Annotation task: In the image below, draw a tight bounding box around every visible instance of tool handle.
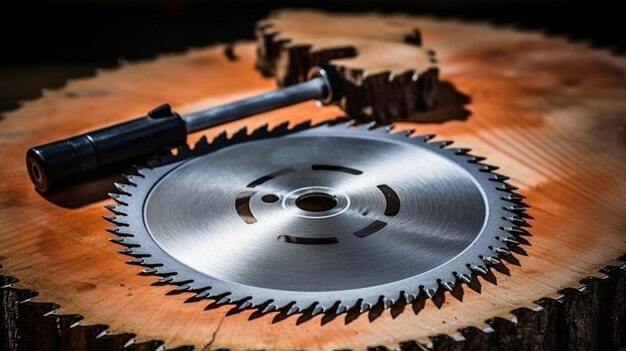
[26,104,187,192]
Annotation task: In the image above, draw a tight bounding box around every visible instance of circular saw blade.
[108,122,521,315]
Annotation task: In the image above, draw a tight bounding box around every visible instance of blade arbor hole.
[295,192,338,212]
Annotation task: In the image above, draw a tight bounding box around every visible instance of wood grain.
[1,12,626,351]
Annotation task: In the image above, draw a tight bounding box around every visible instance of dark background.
[1,0,624,113]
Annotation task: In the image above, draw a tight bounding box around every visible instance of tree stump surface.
[1,10,626,351]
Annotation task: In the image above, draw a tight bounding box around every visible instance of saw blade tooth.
[493,247,512,256]
[503,193,525,202]
[127,258,144,265]
[424,287,436,299]
[489,174,510,182]
[102,215,127,226]
[441,281,455,292]
[215,296,231,305]
[108,193,131,205]
[366,121,378,130]
[123,174,141,185]
[454,148,471,155]
[468,156,487,163]
[504,205,526,213]
[414,133,435,142]
[381,297,393,308]
[432,140,454,148]
[497,183,519,191]
[311,305,324,316]
[500,236,520,245]
[504,215,526,226]
[471,265,489,275]
[159,277,174,284]
[104,204,126,215]
[239,301,253,309]
[404,293,416,303]
[482,256,501,265]
[336,304,349,314]
[261,303,276,314]
[286,305,300,316]
[359,302,371,313]
[175,284,191,292]
[113,182,134,194]
[479,164,499,172]
[141,268,157,274]
[456,273,472,284]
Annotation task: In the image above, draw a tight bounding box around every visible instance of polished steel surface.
[111,123,513,314]
[183,78,328,133]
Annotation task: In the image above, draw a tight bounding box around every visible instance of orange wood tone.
[1,13,626,350]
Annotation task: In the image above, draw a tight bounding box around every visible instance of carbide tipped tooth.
[434,140,454,148]
[504,216,526,226]
[176,284,191,292]
[472,265,489,274]
[454,148,471,155]
[498,183,518,191]
[480,165,499,172]
[503,194,524,202]
[424,288,436,299]
[105,227,120,234]
[503,226,526,235]
[359,303,371,313]
[261,304,276,314]
[286,306,300,316]
[442,281,455,292]
[382,297,393,308]
[104,204,124,215]
[127,258,144,265]
[216,296,231,305]
[494,247,511,255]
[468,156,487,163]
[194,290,210,299]
[311,306,324,316]
[124,174,140,185]
[483,256,501,265]
[404,294,416,303]
[505,205,526,213]
[110,237,125,244]
[240,301,253,309]
[501,237,520,245]
[490,174,510,182]
[114,182,133,194]
[142,268,157,274]
[416,133,435,141]
[102,215,125,226]
[337,304,348,314]
[457,273,472,283]
[108,193,130,205]
[159,277,174,284]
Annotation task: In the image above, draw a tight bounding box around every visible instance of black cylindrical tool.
[26,66,343,192]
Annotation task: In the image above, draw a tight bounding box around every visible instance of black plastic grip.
[26,104,187,192]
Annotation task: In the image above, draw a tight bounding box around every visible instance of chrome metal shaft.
[183,78,328,133]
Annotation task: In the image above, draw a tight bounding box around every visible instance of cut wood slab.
[256,10,439,122]
[1,10,626,351]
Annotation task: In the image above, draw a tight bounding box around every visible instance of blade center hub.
[282,186,350,218]
[295,192,337,212]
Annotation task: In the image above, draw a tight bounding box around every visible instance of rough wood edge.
[2,256,625,351]
[254,15,439,123]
